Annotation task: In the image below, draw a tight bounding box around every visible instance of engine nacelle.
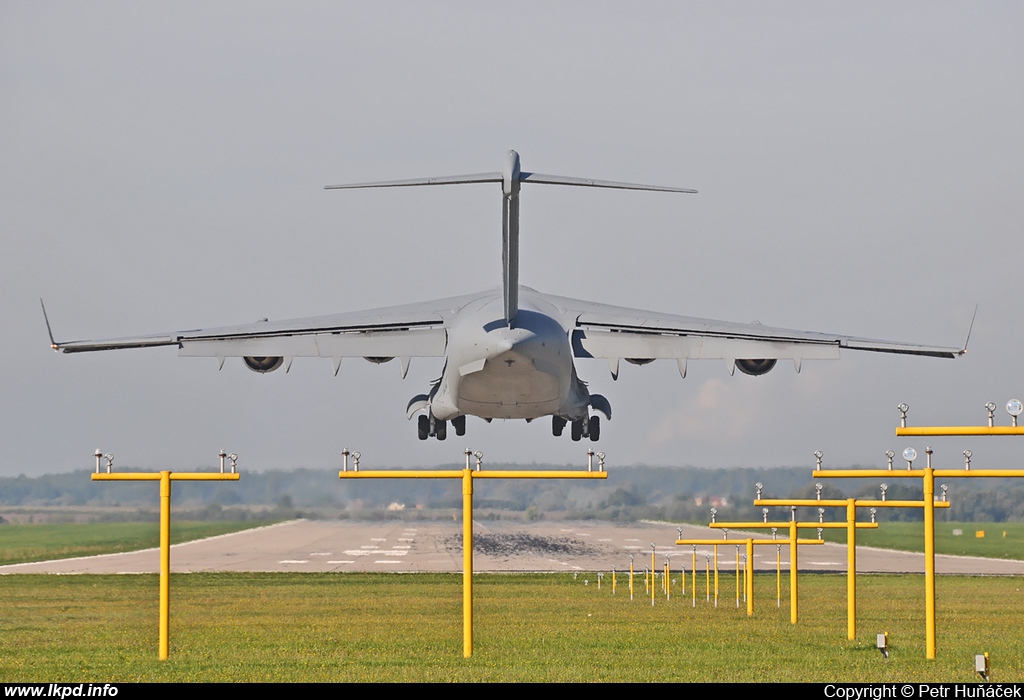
[243,356,284,373]
[734,358,777,376]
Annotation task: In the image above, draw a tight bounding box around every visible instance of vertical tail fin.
[502,150,521,326]
[325,150,695,329]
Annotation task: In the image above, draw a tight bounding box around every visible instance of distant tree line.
[2,466,1023,523]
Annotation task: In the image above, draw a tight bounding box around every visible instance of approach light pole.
[90,450,240,660]
[338,449,607,658]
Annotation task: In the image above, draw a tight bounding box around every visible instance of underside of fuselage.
[410,290,605,441]
[436,293,589,421]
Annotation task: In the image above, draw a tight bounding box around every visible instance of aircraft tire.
[552,416,565,437]
[417,415,429,440]
[588,415,600,441]
[453,415,466,436]
[436,419,447,441]
[571,420,583,441]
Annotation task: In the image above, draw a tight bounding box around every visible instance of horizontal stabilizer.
[325,173,501,190]
[521,172,696,194]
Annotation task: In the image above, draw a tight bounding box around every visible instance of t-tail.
[325,150,696,326]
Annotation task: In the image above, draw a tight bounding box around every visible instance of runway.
[3,520,1024,575]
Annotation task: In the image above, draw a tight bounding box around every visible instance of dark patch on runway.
[445,532,601,558]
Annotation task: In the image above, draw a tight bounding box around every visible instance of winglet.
[40,299,59,351]
[961,303,979,355]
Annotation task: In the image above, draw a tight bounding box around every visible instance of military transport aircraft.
[44,150,964,442]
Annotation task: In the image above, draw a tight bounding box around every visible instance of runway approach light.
[93,449,113,474]
[877,632,889,659]
[340,448,361,472]
[218,450,237,474]
[903,447,917,470]
[976,652,990,681]
[986,402,998,427]
[1007,399,1023,427]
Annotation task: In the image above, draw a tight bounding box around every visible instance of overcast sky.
[2,2,1022,477]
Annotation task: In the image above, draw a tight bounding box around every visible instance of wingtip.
[961,303,979,356]
[40,298,59,351]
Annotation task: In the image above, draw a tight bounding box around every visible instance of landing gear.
[552,416,566,437]
[452,415,466,437]
[560,414,600,442]
[417,414,449,441]
[571,419,583,441]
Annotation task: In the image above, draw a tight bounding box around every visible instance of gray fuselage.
[428,288,590,422]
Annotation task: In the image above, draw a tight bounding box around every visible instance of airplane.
[44,150,964,442]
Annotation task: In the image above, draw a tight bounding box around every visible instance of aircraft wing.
[546,294,963,377]
[45,293,483,373]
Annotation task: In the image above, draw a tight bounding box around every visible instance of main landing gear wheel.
[552,416,566,437]
[588,415,600,442]
[571,419,583,441]
[417,415,448,440]
[452,415,466,437]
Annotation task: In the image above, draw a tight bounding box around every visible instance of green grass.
[2,572,1023,682]
[817,521,1024,560]
[0,522,272,566]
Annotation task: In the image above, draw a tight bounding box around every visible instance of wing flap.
[49,293,477,357]
[555,293,963,361]
[573,329,841,361]
[177,328,447,359]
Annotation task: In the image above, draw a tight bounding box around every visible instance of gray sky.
[3,2,1022,477]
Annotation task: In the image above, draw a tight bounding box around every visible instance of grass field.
[1,572,1023,682]
[0,522,270,566]
[816,521,1024,560]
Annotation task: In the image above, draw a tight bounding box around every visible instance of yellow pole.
[790,519,798,625]
[651,547,656,607]
[847,498,857,641]
[93,468,238,660]
[612,568,616,595]
[705,556,710,602]
[745,539,754,616]
[691,548,696,607]
[776,545,781,608]
[924,464,936,660]
[462,468,473,658]
[713,544,719,607]
[629,558,634,601]
[735,546,740,608]
[158,471,171,661]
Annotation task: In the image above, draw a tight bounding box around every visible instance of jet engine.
[243,356,284,373]
[734,358,777,376]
